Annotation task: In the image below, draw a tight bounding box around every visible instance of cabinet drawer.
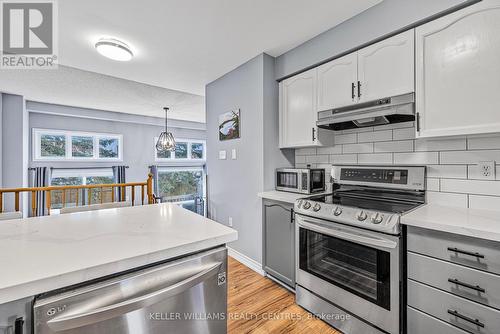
[408,280,500,334]
[407,226,500,275]
[408,252,500,310]
[408,306,469,334]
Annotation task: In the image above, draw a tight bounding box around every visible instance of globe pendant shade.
[156,131,176,152]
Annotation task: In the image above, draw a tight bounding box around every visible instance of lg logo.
[2,1,53,54]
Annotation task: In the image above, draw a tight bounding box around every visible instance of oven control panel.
[295,200,400,234]
[341,168,408,185]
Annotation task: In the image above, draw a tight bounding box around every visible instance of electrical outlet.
[228,217,233,227]
[478,161,496,180]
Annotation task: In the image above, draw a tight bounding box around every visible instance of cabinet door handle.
[357,81,362,98]
[448,278,486,293]
[290,208,294,224]
[447,247,485,259]
[312,128,316,142]
[15,317,24,334]
[447,309,485,328]
[351,82,355,100]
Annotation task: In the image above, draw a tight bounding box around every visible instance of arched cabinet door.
[358,30,414,103]
[416,0,500,138]
[316,53,358,112]
[279,69,318,148]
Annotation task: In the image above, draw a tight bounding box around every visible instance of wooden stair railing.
[0,173,154,217]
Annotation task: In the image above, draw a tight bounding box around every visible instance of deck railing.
[0,174,154,216]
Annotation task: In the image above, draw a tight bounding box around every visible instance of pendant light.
[156,107,176,152]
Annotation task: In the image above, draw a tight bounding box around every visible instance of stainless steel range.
[294,165,426,334]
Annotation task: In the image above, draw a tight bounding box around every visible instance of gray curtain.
[149,165,160,202]
[112,166,127,201]
[30,167,51,217]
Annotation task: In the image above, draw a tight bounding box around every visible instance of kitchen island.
[0,203,237,333]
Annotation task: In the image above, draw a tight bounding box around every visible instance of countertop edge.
[0,231,237,305]
[402,204,500,243]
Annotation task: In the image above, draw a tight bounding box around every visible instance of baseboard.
[227,247,266,276]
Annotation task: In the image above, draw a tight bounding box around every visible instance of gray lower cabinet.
[263,200,295,287]
[407,226,500,334]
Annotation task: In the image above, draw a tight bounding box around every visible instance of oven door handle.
[298,220,398,249]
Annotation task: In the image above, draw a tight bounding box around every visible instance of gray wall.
[1,94,29,212]
[275,0,478,79]
[206,53,293,264]
[28,103,206,184]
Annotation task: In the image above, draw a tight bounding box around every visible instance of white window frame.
[154,138,206,164]
[50,168,115,185]
[33,128,123,162]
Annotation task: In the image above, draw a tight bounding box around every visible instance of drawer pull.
[448,278,486,293]
[447,247,485,259]
[447,309,485,328]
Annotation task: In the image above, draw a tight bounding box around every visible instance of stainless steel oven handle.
[47,261,222,332]
[298,220,397,249]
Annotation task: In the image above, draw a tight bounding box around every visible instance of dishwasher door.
[34,247,227,334]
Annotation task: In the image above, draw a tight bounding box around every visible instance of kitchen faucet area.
[1,0,500,333]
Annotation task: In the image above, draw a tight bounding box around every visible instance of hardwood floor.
[227,257,340,334]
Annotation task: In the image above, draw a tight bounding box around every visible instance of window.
[157,167,205,215]
[50,168,115,211]
[33,129,123,161]
[155,138,206,162]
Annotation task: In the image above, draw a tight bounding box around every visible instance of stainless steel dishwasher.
[34,247,228,334]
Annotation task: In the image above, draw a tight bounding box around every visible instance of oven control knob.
[371,213,384,224]
[333,207,342,216]
[313,203,321,212]
[303,201,311,210]
[357,210,368,221]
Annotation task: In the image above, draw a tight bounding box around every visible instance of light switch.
[219,150,227,160]
[231,148,237,160]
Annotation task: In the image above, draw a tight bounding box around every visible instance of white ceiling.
[58,0,381,96]
[2,0,382,123]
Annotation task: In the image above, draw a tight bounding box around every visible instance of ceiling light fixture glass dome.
[156,107,176,152]
[95,38,133,61]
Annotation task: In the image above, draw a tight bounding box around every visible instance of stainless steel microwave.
[276,168,325,194]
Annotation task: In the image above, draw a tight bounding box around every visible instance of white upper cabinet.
[317,53,358,111]
[358,30,414,102]
[279,69,318,148]
[416,0,500,138]
[279,69,333,148]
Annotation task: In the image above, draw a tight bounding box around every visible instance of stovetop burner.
[307,191,422,214]
[294,165,426,235]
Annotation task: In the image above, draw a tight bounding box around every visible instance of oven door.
[295,214,400,334]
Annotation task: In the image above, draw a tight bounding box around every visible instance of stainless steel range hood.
[317,93,415,131]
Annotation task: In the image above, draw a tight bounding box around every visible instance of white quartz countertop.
[0,203,237,304]
[258,190,325,204]
[402,204,500,242]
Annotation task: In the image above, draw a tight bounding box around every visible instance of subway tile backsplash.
[295,122,500,210]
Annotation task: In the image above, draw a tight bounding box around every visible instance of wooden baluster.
[131,186,135,206]
[141,185,145,205]
[100,187,104,204]
[88,188,92,205]
[0,192,3,213]
[46,190,51,215]
[76,189,79,207]
[62,190,66,208]
[111,186,115,202]
[31,191,36,217]
[14,192,20,212]
[147,173,153,204]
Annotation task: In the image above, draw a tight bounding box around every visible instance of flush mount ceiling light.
[156,107,176,152]
[95,38,133,61]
